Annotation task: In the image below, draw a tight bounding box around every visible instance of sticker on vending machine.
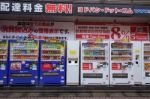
[11,62,21,70]
[144,63,150,71]
[112,63,121,70]
[42,63,53,71]
[82,63,93,70]
[0,64,5,70]
[69,50,77,56]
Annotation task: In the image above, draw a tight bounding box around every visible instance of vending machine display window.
[80,41,109,85]
[142,42,150,85]
[0,40,8,85]
[39,40,66,85]
[110,42,142,85]
[9,40,39,85]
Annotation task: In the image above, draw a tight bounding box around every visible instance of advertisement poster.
[0,21,75,40]
[76,23,149,41]
[130,25,149,41]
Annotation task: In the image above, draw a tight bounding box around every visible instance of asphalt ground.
[0,86,150,99]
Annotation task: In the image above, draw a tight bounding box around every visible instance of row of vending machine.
[0,40,150,86]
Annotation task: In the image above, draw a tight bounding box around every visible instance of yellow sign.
[69,50,76,56]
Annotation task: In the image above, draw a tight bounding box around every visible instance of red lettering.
[45,3,57,13]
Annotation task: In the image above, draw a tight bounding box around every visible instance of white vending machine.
[110,41,142,85]
[80,41,109,85]
[67,40,80,85]
[142,42,150,85]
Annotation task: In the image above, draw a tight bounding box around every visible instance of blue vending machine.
[8,40,39,85]
[0,40,8,85]
[39,40,66,85]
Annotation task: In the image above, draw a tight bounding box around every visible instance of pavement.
[0,86,150,99]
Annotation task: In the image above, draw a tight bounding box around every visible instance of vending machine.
[39,40,66,85]
[0,40,8,85]
[67,40,80,85]
[110,41,142,85]
[80,41,110,85]
[9,40,39,85]
[142,42,150,85]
